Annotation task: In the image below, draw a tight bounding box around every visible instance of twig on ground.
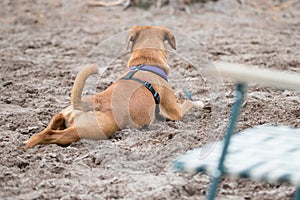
[270,0,295,11]
[87,0,128,7]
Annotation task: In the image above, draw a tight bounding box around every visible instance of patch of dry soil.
[1,0,300,199]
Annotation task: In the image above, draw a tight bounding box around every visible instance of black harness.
[121,65,167,121]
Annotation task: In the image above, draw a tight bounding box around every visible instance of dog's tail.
[71,64,99,111]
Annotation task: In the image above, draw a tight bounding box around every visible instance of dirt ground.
[1,0,300,199]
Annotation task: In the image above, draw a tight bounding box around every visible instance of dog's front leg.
[161,88,204,121]
[179,99,204,116]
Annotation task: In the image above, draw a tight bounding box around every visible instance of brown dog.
[24,26,204,149]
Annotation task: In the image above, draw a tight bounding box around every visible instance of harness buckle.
[144,81,152,89]
[153,92,160,104]
[144,81,160,104]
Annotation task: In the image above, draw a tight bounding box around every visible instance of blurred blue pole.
[207,83,246,200]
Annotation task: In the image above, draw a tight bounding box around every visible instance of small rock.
[3,81,13,87]
[17,156,29,169]
[19,128,29,134]
[28,126,39,132]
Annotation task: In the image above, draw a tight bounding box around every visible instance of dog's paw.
[193,100,205,108]
[192,100,214,110]
[16,142,27,151]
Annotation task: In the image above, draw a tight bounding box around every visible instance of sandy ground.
[1,0,300,199]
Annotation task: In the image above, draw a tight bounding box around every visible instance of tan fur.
[24,26,203,149]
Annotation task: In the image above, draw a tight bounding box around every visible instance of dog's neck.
[127,49,170,75]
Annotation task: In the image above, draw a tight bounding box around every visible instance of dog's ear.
[164,29,176,50]
[125,29,140,51]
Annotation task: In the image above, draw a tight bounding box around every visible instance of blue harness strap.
[121,65,166,121]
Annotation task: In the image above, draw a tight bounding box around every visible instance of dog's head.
[126,26,176,51]
[126,26,176,74]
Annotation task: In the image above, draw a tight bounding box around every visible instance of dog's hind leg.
[24,127,80,149]
[48,113,66,130]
